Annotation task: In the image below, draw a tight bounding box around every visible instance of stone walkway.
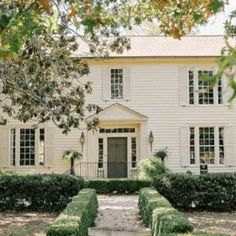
[89,194,151,236]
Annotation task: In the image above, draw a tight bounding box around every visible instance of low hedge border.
[85,179,151,193]
[139,187,193,235]
[0,173,84,211]
[47,188,97,236]
[154,173,236,211]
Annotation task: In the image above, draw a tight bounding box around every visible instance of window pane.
[198,70,214,105]
[111,69,123,99]
[219,127,224,164]
[20,129,35,166]
[189,127,195,164]
[199,127,215,164]
[98,138,103,168]
[188,70,194,104]
[218,79,223,104]
[10,129,16,166]
[39,129,45,166]
[131,138,137,168]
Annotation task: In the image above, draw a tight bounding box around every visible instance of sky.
[197,0,236,35]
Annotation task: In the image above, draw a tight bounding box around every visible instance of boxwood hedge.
[0,173,84,211]
[47,188,97,236]
[154,173,236,211]
[139,188,193,235]
[85,179,151,193]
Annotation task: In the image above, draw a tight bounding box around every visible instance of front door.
[107,137,127,178]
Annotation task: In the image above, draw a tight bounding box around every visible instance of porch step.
[88,227,151,236]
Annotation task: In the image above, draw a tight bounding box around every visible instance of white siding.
[1,57,236,174]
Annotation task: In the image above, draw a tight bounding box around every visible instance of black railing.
[73,161,138,179]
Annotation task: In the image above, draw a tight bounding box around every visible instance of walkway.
[89,195,151,236]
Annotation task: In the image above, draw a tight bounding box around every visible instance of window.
[99,128,135,133]
[9,128,45,166]
[39,129,45,166]
[131,138,137,168]
[111,69,123,99]
[199,127,215,164]
[20,129,35,166]
[189,127,195,164]
[98,138,104,168]
[219,127,224,164]
[10,129,16,166]
[188,69,223,105]
[189,127,224,165]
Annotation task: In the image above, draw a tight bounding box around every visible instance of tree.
[0,0,230,133]
[62,150,82,175]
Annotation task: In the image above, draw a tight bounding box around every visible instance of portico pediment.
[88,103,147,123]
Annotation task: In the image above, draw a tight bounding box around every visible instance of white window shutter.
[179,67,188,106]
[123,67,131,101]
[180,127,189,166]
[224,126,235,166]
[102,66,110,101]
[0,127,9,167]
[45,127,54,168]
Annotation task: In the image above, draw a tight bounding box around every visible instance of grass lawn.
[183,211,236,236]
[0,212,57,236]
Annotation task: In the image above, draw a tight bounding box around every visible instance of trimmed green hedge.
[0,173,84,211]
[139,188,193,235]
[47,188,97,236]
[154,173,236,211]
[85,179,151,193]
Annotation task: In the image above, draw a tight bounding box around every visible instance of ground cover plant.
[0,173,84,211]
[47,188,97,236]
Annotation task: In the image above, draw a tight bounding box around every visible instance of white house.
[1,36,235,178]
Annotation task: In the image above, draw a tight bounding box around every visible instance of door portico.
[86,103,148,178]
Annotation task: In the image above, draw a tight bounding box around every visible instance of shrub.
[47,188,97,236]
[139,188,193,235]
[85,179,151,193]
[154,173,236,211]
[137,158,168,181]
[0,173,84,211]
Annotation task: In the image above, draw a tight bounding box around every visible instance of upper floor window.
[188,69,223,105]
[102,66,130,101]
[110,69,123,99]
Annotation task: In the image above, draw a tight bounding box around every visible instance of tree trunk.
[70,158,75,175]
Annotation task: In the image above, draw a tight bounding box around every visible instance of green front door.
[107,137,127,178]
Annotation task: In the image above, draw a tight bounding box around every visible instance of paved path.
[89,194,151,236]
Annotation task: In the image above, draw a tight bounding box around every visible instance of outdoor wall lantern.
[80,132,85,152]
[149,131,154,152]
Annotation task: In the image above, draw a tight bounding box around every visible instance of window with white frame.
[189,127,225,165]
[110,69,123,99]
[10,128,45,166]
[188,69,223,105]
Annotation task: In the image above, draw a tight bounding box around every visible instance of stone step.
[88,227,151,236]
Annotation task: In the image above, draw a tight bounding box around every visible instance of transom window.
[99,128,135,134]
[189,127,224,165]
[10,128,45,166]
[188,69,223,105]
[111,69,123,99]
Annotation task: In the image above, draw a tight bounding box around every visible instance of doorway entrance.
[107,137,127,178]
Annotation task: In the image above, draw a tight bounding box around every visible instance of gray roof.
[75,36,225,58]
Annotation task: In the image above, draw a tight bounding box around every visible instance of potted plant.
[154,148,168,162]
[62,150,82,175]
